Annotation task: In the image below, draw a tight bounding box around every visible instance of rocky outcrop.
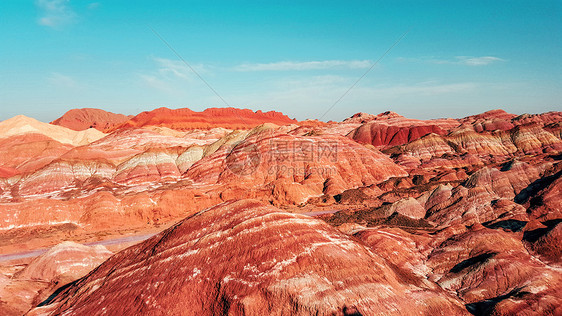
[17,242,112,285]
[16,160,116,197]
[0,134,73,177]
[50,108,131,132]
[1,127,228,198]
[387,124,560,176]
[111,107,298,131]
[0,115,105,147]
[112,149,182,185]
[422,160,551,227]
[186,129,408,204]
[427,226,562,315]
[526,172,562,221]
[32,200,467,315]
[0,242,112,316]
[348,122,446,148]
[343,111,459,130]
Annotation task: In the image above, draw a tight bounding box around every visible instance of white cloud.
[430,56,505,66]
[368,81,478,96]
[137,57,210,95]
[456,56,505,66]
[36,0,75,28]
[233,60,372,71]
[154,58,191,79]
[47,72,78,88]
[269,77,476,99]
[152,57,207,80]
[399,56,505,66]
[139,74,176,93]
[88,2,100,9]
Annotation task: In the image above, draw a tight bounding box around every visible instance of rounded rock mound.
[51,108,131,132]
[32,200,467,315]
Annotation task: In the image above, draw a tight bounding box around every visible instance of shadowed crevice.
[483,219,527,232]
[450,252,496,274]
[514,170,561,204]
[522,219,562,243]
[465,287,527,316]
[38,279,80,307]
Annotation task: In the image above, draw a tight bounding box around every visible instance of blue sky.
[0,0,560,122]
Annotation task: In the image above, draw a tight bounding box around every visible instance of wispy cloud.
[139,74,176,94]
[138,57,209,95]
[47,72,78,88]
[233,60,372,72]
[153,57,207,80]
[154,58,191,79]
[367,81,478,96]
[455,56,505,66]
[36,0,76,28]
[88,2,100,9]
[398,56,506,66]
[275,78,477,98]
[431,56,506,66]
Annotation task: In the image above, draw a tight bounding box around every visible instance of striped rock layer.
[31,200,468,316]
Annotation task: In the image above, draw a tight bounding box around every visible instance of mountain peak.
[51,108,131,132]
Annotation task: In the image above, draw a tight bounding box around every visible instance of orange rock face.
[0,133,73,176]
[111,107,298,131]
[50,108,131,132]
[0,115,106,146]
[348,122,447,148]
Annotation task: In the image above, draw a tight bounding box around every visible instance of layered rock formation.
[111,107,298,131]
[0,115,109,179]
[186,128,408,205]
[349,122,446,148]
[0,242,112,315]
[0,108,560,315]
[0,134,73,177]
[0,115,105,146]
[427,226,562,315]
[30,200,468,316]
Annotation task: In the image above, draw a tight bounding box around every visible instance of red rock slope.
[348,122,447,148]
[111,107,298,131]
[0,115,105,146]
[50,108,131,132]
[31,199,467,316]
[0,115,106,177]
[0,242,112,316]
[185,125,408,204]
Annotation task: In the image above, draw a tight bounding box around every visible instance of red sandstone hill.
[348,122,447,148]
[346,109,562,150]
[0,242,112,315]
[31,200,468,315]
[0,115,106,146]
[342,110,460,129]
[50,108,131,132]
[109,107,298,131]
[462,109,517,121]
